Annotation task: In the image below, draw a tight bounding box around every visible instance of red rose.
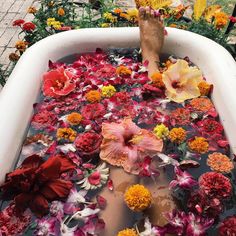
[22,22,36,31]
[1,154,76,217]
[81,103,106,120]
[12,19,25,26]
[218,216,236,236]
[199,172,232,200]
[43,67,76,98]
[31,110,57,129]
[74,132,102,158]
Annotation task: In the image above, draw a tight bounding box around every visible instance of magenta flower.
[169,166,198,189]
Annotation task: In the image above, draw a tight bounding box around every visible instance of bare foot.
[139,7,165,76]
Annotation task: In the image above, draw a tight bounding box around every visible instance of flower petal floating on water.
[162,59,203,103]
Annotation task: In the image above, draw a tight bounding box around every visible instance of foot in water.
[139,7,165,76]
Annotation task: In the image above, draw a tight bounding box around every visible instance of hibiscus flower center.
[124,134,134,146]
[172,80,182,89]
[55,80,65,89]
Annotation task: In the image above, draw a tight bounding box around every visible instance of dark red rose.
[12,19,25,26]
[218,216,236,236]
[74,132,102,158]
[22,22,36,31]
[1,154,76,217]
[43,67,76,98]
[199,172,232,199]
[31,110,57,129]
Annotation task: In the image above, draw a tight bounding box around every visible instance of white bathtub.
[0,27,236,184]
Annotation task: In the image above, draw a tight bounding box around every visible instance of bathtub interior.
[0,27,236,184]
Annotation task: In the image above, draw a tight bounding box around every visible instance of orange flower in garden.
[124,184,152,212]
[151,72,165,89]
[116,65,132,77]
[188,137,209,154]
[27,6,37,14]
[56,127,77,142]
[85,90,102,103]
[67,112,82,125]
[198,80,212,96]
[214,12,228,29]
[117,228,138,236]
[169,127,187,144]
[207,152,234,173]
[58,7,65,16]
[114,8,122,14]
[189,97,214,112]
[15,40,27,52]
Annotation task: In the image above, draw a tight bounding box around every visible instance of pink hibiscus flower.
[43,67,76,98]
[100,118,163,174]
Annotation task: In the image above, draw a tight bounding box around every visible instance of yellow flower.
[126,9,139,22]
[117,228,138,236]
[162,59,203,103]
[85,90,101,103]
[116,65,132,76]
[135,0,172,9]
[103,12,117,23]
[67,112,82,125]
[15,40,27,52]
[124,184,152,212]
[27,6,37,14]
[47,18,56,26]
[100,23,110,28]
[198,80,212,96]
[58,7,65,16]
[101,85,116,98]
[153,124,169,139]
[151,72,165,88]
[188,137,209,154]
[207,152,234,173]
[214,12,228,29]
[169,127,186,144]
[56,128,77,142]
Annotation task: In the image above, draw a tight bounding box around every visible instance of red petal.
[14,193,32,212]
[29,194,49,218]
[96,195,107,209]
[107,179,113,191]
[54,154,76,173]
[21,155,44,169]
[40,179,73,200]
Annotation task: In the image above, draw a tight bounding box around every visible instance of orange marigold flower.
[169,127,186,144]
[124,184,152,212]
[117,228,138,236]
[15,40,27,52]
[189,97,214,112]
[27,6,37,14]
[198,81,212,96]
[114,8,122,14]
[56,127,77,142]
[58,7,65,16]
[214,12,228,29]
[85,90,101,103]
[116,65,132,77]
[151,72,165,89]
[207,152,234,173]
[67,112,82,125]
[188,137,209,154]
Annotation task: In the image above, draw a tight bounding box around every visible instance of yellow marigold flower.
[126,9,139,22]
[100,23,110,28]
[58,7,65,16]
[27,6,37,14]
[116,65,132,76]
[101,85,116,98]
[67,112,82,125]
[188,137,209,154]
[124,184,152,212]
[169,127,186,144]
[214,12,228,29]
[189,97,214,112]
[117,228,138,236]
[47,18,56,26]
[57,127,77,142]
[103,12,117,23]
[207,152,234,173]
[151,72,165,89]
[198,81,212,96]
[135,0,149,8]
[169,23,178,28]
[85,90,101,103]
[114,8,122,14]
[153,124,169,139]
[15,40,27,52]
[52,21,62,30]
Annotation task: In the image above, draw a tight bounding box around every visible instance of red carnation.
[1,154,76,217]
[22,22,36,31]
[75,132,102,158]
[43,67,76,98]
[199,172,232,199]
[218,216,236,236]
[197,119,223,135]
[81,103,106,120]
[12,19,25,26]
